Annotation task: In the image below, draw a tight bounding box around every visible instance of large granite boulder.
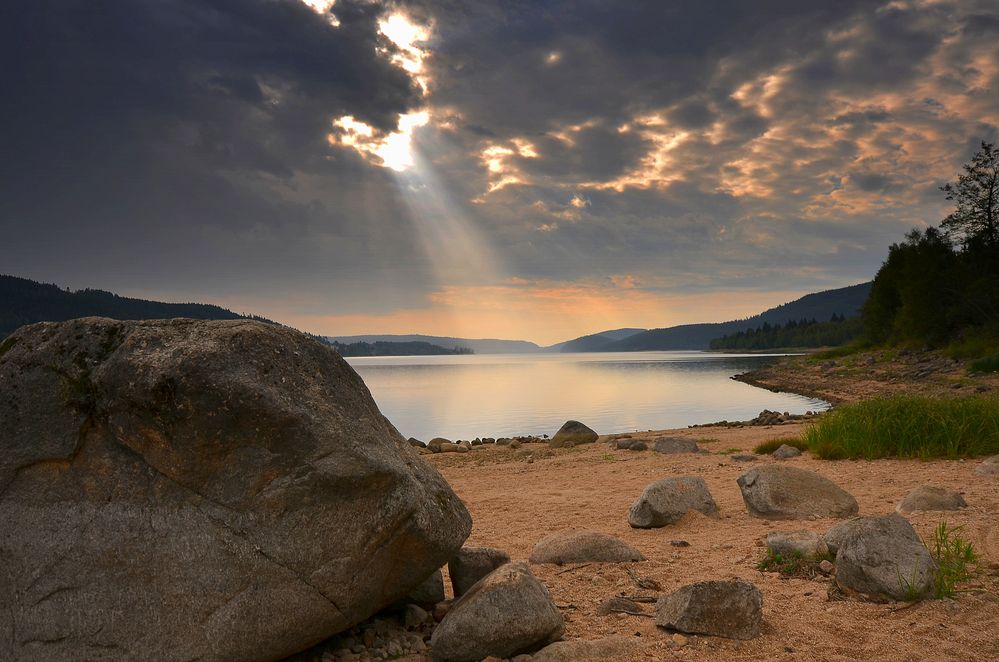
[430,562,564,662]
[449,547,511,597]
[628,476,720,528]
[736,465,859,520]
[829,514,938,601]
[529,530,645,564]
[549,420,598,448]
[897,485,967,514]
[0,318,472,662]
[655,580,763,640]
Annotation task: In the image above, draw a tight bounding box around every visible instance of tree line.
[710,315,863,350]
[863,141,999,348]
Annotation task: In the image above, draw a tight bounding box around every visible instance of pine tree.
[940,141,999,249]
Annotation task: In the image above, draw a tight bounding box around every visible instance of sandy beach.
[428,422,999,661]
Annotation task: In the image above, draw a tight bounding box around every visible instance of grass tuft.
[805,395,999,460]
[970,353,999,374]
[754,437,808,454]
[930,522,978,599]
[757,549,834,578]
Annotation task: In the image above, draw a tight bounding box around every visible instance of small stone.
[403,604,429,628]
[818,560,835,575]
[671,540,691,547]
[772,444,802,459]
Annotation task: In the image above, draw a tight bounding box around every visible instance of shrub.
[805,395,999,460]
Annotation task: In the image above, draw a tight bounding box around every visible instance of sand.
[428,423,999,661]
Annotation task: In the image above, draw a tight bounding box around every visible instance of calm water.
[345,351,828,441]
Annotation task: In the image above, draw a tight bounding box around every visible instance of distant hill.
[331,340,473,357]
[327,334,541,354]
[0,274,274,337]
[545,327,646,352]
[594,282,872,351]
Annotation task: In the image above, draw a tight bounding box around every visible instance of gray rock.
[403,604,430,628]
[974,455,999,476]
[404,569,445,607]
[549,420,598,448]
[428,437,453,452]
[737,465,859,520]
[653,437,701,454]
[772,444,802,459]
[655,580,763,640]
[448,547,511,597]
[897,485,967,514]
[731,454,757,462]
[429,562,564,662]
[766,530,829,558]
[616,439,636,450]
[0,318,471,662]
[528,636,641,661]
[529,530,645,564]
[595,596,644,616]
[628,441,648,451]
[408,437,427,448]
[628,477,720,528]
[832,514,937,601]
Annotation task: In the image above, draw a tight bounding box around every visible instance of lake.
[345,351,828,441]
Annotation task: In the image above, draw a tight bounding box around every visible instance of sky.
[2,0,998,345]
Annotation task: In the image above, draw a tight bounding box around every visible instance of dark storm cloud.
[3,0,999,332]
[0,0,432,304]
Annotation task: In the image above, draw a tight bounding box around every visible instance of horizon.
[3,1,997,345]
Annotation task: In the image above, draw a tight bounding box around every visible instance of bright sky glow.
[330,12,432,171]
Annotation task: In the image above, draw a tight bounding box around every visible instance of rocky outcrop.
[628,477,720,528]
[655,580,763,640]
[430,562,564,662]
[653,437,701,454]
[0,318,472,662]
[831,514,938,601]
[897,486,967,514]
[448,547,511,597]
[529,530,645,564]
[736,465,859,520]
[549,420,598,448]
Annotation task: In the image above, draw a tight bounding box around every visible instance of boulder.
[766,530,828,558]
[549,421,598,448]
[653,437,701,454]
[655,580,763,640]
[448,547,511,597]
[832,514,937,601]
[408,437,426,448]
[897,485,967,514]
[529,530,645,564]
[772,444,802,459]
[616,438,636,450]
[596,596,645,616]
[429,562,564,662]
[628,441,648,451]
[628,477,720,529]
[974,455,999,476]
[403,569,445,608]
[0,318,472,662]
[526,636,641,661]
[428,437,453,452]
[736,465,859,520]
[730,454,757,462]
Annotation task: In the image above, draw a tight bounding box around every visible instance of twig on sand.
[619,594,658,603]
[555,563,592,575]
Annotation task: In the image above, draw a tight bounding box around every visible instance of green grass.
[757,549,834,578]
[929,522,978,599]
[754,437,808,454]
[811,339,873,360]
[970,353,999,374]
[805,395,999,460]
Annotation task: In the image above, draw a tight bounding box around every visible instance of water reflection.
[345,352,828,441]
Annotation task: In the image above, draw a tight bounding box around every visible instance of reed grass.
[805,395,999,460]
